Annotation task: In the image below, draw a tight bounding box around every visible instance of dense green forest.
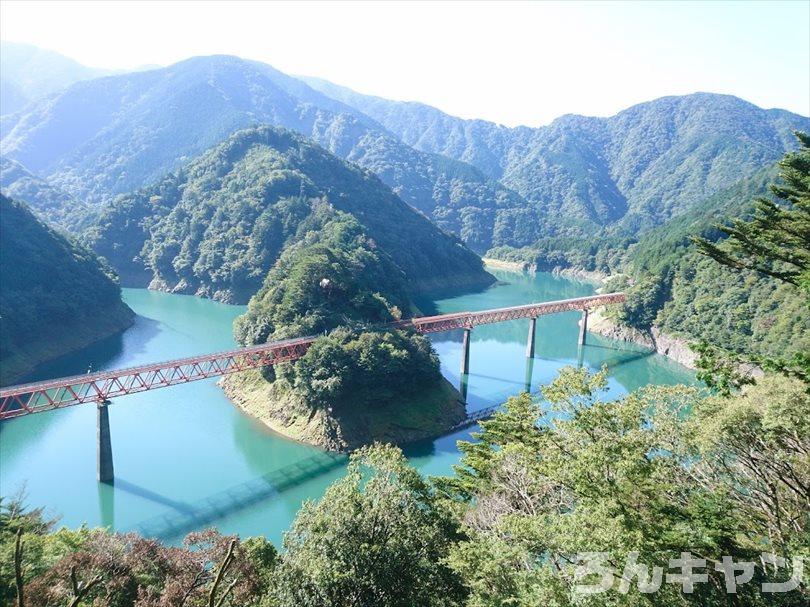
[232,207,411,344]
[83,125,494,303]
[223,206,464,450]
[601,152,809,362]
[0,194,134,385]
[0,157,87,228]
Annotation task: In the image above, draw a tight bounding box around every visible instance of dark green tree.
[691,132,810,390]
[272,445,466,607]
[693,131,810,293]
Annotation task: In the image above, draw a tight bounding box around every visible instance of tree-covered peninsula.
[0,194,134,385]
[83,125,494,304]
[222,208,465,450]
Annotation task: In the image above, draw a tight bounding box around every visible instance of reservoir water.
[0,269,693,546]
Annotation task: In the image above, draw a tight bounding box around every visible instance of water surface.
[0,270,693,545]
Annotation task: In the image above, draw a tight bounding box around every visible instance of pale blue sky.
[1,0,808,126]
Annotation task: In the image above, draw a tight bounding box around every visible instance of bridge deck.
[0,292,624,419]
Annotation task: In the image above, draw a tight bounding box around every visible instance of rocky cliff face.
[588,308,699,369]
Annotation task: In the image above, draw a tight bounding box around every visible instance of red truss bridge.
[0,292,624,421]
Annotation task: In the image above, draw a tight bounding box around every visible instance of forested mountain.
[0,54,521,250]
[0,194,134,385]
[5,53,806,256]
[0,157,87,227]
[0,41,116,115]
[604,161,809,362]
[2,51,806,365]
[83,125,494,304]
[224,208,465,450]
[307,77,809,240]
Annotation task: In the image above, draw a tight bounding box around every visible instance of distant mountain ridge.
[305,77,809,236]
[0,54,522,250]
[0,156,87,227]
[0,41,117,115]
[2,52,808,255]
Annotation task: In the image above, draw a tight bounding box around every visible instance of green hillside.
[225,209,464,451]
[0,157,87,228]
[605,162,809,361]
[83,125,494,304]
[0,194,134,385]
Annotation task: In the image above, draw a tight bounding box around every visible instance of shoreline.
[587,308,699,369]
[220,370,466,452]
[482,257,608,285]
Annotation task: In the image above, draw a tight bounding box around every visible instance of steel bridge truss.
[407,292,626,333]
[0,292,624,420]
[0,338,315,419]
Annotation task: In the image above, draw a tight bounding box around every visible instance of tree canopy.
[693,132,810,293]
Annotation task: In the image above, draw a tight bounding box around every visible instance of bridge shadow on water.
[133,451,348,541]
[592,349,655,370]
[114,479,198,515]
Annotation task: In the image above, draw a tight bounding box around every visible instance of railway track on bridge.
[0,292,624,420]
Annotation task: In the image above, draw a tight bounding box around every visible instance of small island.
[221,205,469,451]
[221,329,464,452]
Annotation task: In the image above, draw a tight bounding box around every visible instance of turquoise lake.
[0,269,693,546]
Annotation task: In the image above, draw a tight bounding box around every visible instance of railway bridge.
[0,292,625,481]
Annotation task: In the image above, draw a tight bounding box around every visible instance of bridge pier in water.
[97,400,114,484]
[526,317,536,358]
[578,309,589,346]
[459,373,469,404]
[460,328,471,375]
[524,357,534,393]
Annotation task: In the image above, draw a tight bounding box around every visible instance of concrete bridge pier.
[526,317,537,358]
[524,357,534,393]
[578,309,589,346]
[460,328,471,375]
[97,400,114,484]
[459,373,469,404]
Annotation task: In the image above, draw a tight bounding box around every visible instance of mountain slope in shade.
[305,78,809,235]
[83,125,494,303]
[0,157,88,228]
[1,54,523,250]
[0,194,134,385]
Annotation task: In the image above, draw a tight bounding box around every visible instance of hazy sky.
[1,0,808,126]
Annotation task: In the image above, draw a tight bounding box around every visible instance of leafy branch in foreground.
[693,131,810,293]
[691,132,810,390]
